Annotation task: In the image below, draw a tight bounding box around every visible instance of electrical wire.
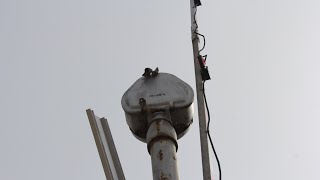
[196,32,206,53]
[193,4,222,179]
[194,6,198,31]
[193,7,206,54]
[202,81,222,180]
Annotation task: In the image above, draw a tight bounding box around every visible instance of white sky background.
[1,0,320,179]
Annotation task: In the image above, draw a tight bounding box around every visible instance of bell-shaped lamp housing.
[121,72,194,143]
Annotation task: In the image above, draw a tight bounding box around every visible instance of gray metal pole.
[146,112,179,180]
[86,109,126,180]
[189,1,212,180]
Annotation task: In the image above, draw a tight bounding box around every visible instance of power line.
[202,81,222,180]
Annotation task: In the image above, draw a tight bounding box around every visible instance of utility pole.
[189,0,212,179]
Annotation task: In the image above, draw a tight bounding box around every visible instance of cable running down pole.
[189,0,212,179]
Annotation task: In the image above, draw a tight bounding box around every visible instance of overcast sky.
[1,0,320,179]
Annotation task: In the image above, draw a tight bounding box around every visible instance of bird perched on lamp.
[142,67,159,77]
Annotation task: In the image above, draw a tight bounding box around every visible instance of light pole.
[87,1,216,179]
[121,70,194,180]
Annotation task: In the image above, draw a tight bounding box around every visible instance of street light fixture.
[121,70,194,180]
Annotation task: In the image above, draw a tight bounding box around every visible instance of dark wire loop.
[196,32,206,54]
[202,81,222,180]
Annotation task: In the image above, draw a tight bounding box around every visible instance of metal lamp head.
[121,71,194,142]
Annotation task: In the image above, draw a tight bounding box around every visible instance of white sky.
[1,0,320,179]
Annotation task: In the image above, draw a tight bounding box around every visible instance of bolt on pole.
[189,0,212,179]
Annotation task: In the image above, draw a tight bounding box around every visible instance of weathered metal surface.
[86,109,126,180]
[146,112,178,153]
[147,117,179,180]
[121,72,194,142]
[189,0,212,179]
[121,70,195,180]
